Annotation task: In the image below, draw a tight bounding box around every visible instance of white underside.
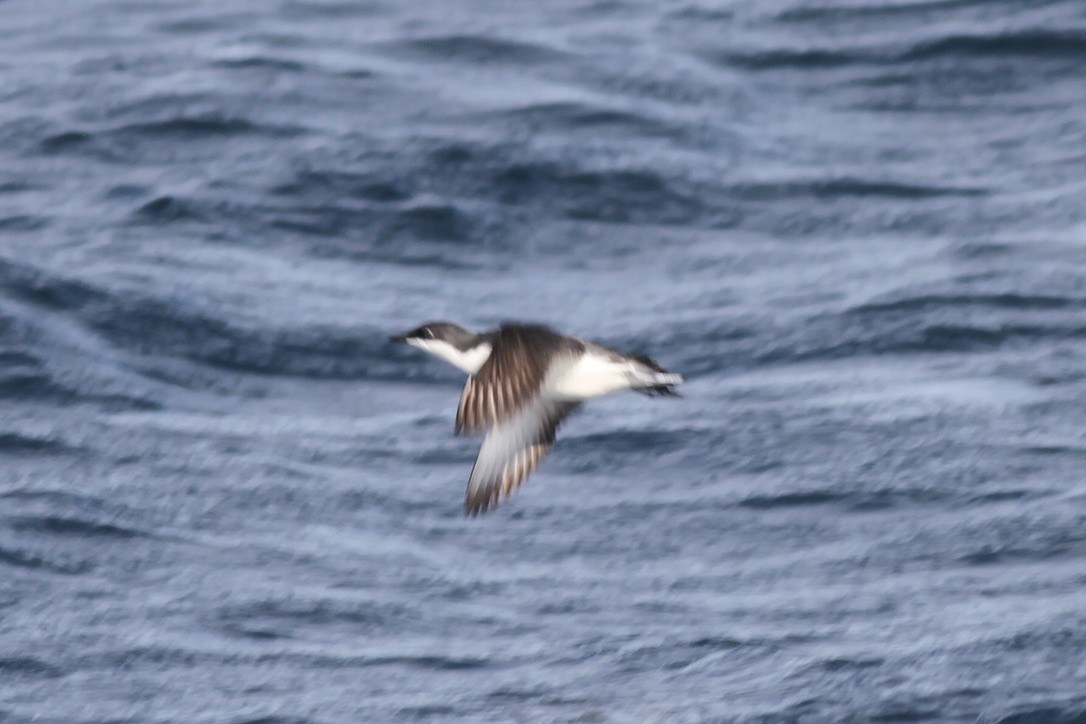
[411,341,682,400]
[546,350,682,401]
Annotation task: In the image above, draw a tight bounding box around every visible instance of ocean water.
[2,0,1086,721]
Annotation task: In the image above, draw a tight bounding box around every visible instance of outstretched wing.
[464,397,580,515]
[456,324,581,434]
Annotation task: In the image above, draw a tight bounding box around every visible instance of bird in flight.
[390,321,683,515]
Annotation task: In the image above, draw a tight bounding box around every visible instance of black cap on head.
[389,321,474,346]
[389,324,433,343]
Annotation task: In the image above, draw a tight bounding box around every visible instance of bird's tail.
[629,355,684,396]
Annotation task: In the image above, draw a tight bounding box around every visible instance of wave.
[0,545,93,575]
[739,490,849,510]
[379,34,568,65]
[1,257,422,385]
[6,514,147,540]
[992,703,1086,724]
[490,161,704,225]
[714,29,1086,71]
[36,114,301,163]
[0,432,71,454]
[731,178,987,201]
[210,57,308,73]
[0,215,47,232]
[776,0,983,23]
[903,31,1086,62]
[493,101,678,138]
[851,293,1085,314]
[0,655,64,679]
[84,295,395,379]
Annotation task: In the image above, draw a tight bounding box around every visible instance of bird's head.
[389,322,475,348]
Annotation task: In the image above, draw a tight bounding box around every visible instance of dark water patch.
[37,117,299,164]
[994,704,1086,724]
[83,292,402,378]
[357,654,491,671]
[492,162,703,225]
[7,515,146,540]
[664,6,734,23]
[155,13,256,35]
[0,431,68,454]
[394,704,457,718]
[229,717,317,724]
[264,190,492,253]
[0,117,54,151]
[952,242,1014,259]
[281,0,382,18]
[116,115,287,139]
[1022,444,1086,456]
[104,183,151,200]
[221,624,292,642]
[133,195,206,223]
[495,101,676,137]
[715,47,876,71]
[487,684,552,702]
[852,293,1083,314]
[270,169,412,203]
[732,178,986,201]
[739,490,848,510]
[714,30,1086,73]
[0,350,39,367]
[958,538,1080,567]
[0,489,115,516]
[211,57,308,73]
[560,429,689,459]
[902,31,1086,62]
[760,311,1086,364]
[777,0,981,23]
[215,597,400,631]
[34,130,125,163]
[278,138,724,231]
[0,181,41,194]
[870,706,941,722]
[617,635,747,673]
[0,545,93,575]
[0,655,64,679]
[382,34,568,65]
[38,130,95,155]
[959,546,1003,566]
[968,489,1035,505]
[0,369,159,410]
[0,256,107,311]
[0,363,37,395]
[814,656,883,672]
[536,598,601,615]
[846,486,963,512]
[0,215,47,232]
[379,202,475,243]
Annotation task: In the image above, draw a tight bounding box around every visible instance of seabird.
[389,321,683,515]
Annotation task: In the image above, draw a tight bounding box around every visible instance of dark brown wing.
[455,324,582,435]
[464,398,581,515]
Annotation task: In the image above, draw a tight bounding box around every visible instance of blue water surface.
[1,1,1085,721]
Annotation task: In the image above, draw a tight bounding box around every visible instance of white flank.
[408,339,492,374]
[548,350,648,401]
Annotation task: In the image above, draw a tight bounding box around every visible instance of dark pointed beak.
[388,332,409,343]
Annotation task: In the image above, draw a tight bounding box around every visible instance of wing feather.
[464,399,580,515]
[455,324,582,435]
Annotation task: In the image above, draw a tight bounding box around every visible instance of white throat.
[408,339,492,374]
